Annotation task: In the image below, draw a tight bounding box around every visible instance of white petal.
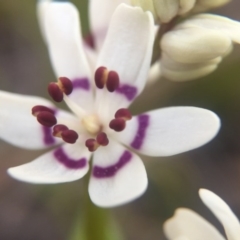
[0,90,61,149]
[95,4,155,118]
[199,189,240,240]
[163,208,225,240]
[89,0,130,51]
[8,144,90,184]
[177,14,240,44]
[42,2,94,110]
[116,107,220,156]
[88,140,147,207]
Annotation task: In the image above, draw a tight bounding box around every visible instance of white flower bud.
[160,14,240,81]
[131,0,196,23]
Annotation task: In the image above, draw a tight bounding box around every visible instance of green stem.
[69,173,123,240]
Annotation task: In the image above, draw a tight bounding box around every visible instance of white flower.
[160,14,240,81]
[0,2,220,207]
[164,189,240,240]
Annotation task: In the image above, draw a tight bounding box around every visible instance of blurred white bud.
[160,14,240,81]
[131,0,196,23]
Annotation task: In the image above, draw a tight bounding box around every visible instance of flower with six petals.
[0,2,220,207]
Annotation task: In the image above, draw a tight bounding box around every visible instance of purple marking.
[116,84,137,101]
[130,114,149,150]
[72,78,90,90]
[54,147,87,169]
[93,151,132,178]
[42,126,55,145]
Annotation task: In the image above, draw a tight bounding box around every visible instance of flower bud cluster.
[160,14,240,81]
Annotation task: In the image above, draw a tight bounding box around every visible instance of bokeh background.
[0,1,240,239]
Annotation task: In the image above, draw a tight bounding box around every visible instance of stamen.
[58,77,73,95]
[53,124,69,137]
[96,132,109,146]
[32,105,54,116]
[48,82,63,102]
[52,124,78,144]
[94,67,120,92]
[61,130,78,144]
[109,118,126,132]
[115,108,132,120]
[106,71,119,92]
[109,108,132,132]
[48,77,73,102]
[85,132,109,152]
[85,139,99,152]
[95,67,108,89]
[36,111,57,127]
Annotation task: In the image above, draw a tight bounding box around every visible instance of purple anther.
[61,130,78,144]
[85,138,98,152]
[106,71,119,92]
[32,105,54,116]
[48,82,63,102]
[58,77,73,95]
[37,111,57,127]
[94,66,107,89]
[109,118,126,132]
[53,124,69,137]
[115,108,132,120]
[96,132,109,146]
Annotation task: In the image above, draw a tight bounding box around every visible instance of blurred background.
[0,0,240,239]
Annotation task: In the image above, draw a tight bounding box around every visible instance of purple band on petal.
[116,84,137,101]
[72,78,90,90]
[93,151,132,178]
[54,147,87,169]
[42,126,55,145]
[130,114,149,150]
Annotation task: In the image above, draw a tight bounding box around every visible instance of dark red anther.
[61,130,78,144]
[58,77,73,95]
[115,108,132,120]
[32,105,54,116]
[109,118,126,132]
[48,82,63,102]
[37,111,57,127]
[53,124,69,137]
[95,66,107,89]
[106,71,119,92]
[85,139,98,152]
[96,132,109,146]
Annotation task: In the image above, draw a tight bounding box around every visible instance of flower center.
[81,114,101,135]
[32,70,132,152]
